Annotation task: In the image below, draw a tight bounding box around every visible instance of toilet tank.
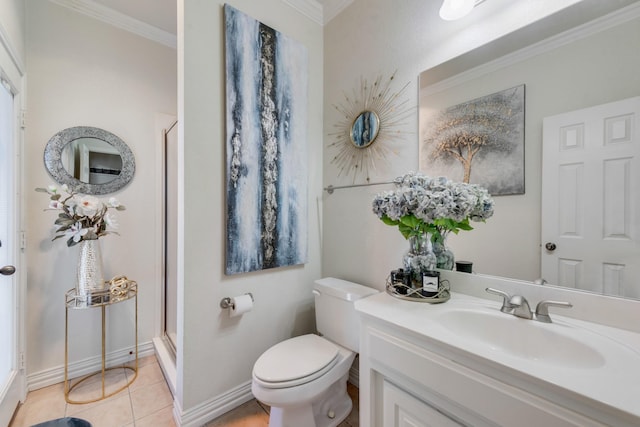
[313,277,379,352]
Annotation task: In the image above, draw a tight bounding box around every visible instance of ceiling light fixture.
[439,0,479,21]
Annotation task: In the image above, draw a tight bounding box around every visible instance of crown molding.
[50,0,353,42]
[283,0,353,25]
[320,0,355,24]
[49,0,177,49]
[282,0,323,25]
[421,1,640,96]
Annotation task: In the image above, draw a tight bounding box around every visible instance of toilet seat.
[253,334,340,389]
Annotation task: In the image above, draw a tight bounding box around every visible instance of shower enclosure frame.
[161,120,179,358]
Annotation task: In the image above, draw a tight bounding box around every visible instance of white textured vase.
[77,239,105,297]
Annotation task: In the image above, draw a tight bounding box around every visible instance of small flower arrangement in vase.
[372,172,494,275]
[36,184,125,296]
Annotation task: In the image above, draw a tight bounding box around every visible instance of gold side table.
[64,283,138,404]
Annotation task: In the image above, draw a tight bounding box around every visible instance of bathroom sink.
[436,308,606,368]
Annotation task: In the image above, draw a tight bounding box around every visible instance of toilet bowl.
[252,334,355,427]
[251,278,378,427]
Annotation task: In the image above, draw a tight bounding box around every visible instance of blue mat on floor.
[31,418,91,427]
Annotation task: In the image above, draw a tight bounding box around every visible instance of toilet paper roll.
[230,294,253,317]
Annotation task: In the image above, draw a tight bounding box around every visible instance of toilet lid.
[253,334,339,388]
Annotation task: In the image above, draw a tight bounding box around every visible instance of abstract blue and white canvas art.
[224,5,308,274]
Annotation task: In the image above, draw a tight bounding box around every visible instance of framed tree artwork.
[420,85,525,196]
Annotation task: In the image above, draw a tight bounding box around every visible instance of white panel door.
[0,77,22,426]
[542,97,640,298]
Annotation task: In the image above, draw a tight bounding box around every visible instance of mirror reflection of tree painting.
[350,111,380,148]
[420,85,525,196]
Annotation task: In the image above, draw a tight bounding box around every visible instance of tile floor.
[9,355,359,427]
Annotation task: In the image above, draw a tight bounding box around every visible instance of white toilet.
[251,277,378,427]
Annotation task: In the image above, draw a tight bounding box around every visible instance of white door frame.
[0,25,26,426]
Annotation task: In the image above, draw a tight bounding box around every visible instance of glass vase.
[402,233,437,286]
[433,232,455,270]
[77,239,105,298]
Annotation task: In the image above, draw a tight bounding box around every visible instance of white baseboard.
[175,363,360,426]
[175,381,254,427]
[27,340,155,391]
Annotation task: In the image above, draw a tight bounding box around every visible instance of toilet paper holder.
[220,293,254,309]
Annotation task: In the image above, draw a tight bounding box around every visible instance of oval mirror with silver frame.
[350,110,380,148]
[44,126,135,195]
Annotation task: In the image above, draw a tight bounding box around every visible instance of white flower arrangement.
[372,172,494,243]
[36,184,125,247]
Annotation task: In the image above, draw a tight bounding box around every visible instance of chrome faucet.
[485,288,516,314]
[485,288,572,323]
[509,294,533,319]
[534,300,573,323]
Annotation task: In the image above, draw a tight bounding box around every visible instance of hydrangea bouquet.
[36,184,125,247]
[372,172,494,245]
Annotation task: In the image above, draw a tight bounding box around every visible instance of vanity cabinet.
[355,292,639,427]
[360,322,604,427]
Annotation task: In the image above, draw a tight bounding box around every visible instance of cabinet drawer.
[383,380,463,427]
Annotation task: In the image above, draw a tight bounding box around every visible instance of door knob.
[545,242,557,251]
[0,265,16,276]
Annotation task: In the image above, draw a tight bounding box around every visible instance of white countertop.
[355,290,640,421]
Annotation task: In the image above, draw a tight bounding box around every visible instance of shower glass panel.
[163,121,178,354]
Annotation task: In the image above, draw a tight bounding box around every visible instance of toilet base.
[267,373,352,427]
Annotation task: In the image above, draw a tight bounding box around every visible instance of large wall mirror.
[44,126,135,195]
[419,0,640,300]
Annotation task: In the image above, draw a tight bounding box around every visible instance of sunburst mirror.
[328,72,413,182]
